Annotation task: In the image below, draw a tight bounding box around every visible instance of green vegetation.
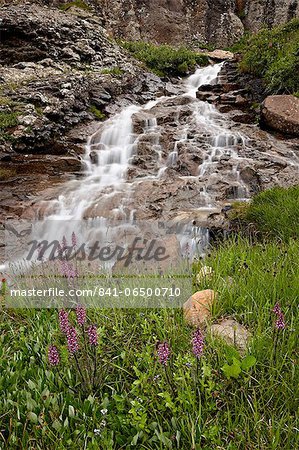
[59,1,90,11]
[0,186,298,448]
[101,67,124,76]
[89,105,106,121]
[0,168,17,180]
[0,111,19,131]
[233,19,299,93]
[120,41,209,77]
[230,186,299,242]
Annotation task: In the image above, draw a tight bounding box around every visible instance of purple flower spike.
[58,309,69,334]
[76,304,86,326]
[72,231,77,248]
[192,328,205,359]
[272,303,286,330]
[48,345,60,366]
[87,325,98,346]
[62,235,67,250]
[66,326,79,354]
[157,341,170,366]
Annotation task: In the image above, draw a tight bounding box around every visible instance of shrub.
[233,19,299,93]
[0,111,19,131]
[119,41,209,77]
[101,67,124,76]
[59,1,90,11]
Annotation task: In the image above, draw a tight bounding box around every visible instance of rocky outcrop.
[0,3,164,220]
[261,95,299,136]
[244,0,299,31]
[5,1,299,48]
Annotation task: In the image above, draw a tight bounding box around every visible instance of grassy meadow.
[0,187,298,449]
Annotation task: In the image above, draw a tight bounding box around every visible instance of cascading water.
[4,62,253,271]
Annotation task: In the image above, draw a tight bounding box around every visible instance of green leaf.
[27,412,38,424]
[241,355,256,371]
[222,361,241,379]
[68,405,75,417]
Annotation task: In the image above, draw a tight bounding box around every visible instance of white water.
[42,63,231,225]
[3,63,251,272]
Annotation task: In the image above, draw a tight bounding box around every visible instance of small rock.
[210,319,251,354]
[18,115,37,126]
[183,289,216,327]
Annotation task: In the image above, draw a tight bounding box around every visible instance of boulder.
[261,95,299,136]
[210,319,251,354]
[183,289,216,327]
[205,50,235,61]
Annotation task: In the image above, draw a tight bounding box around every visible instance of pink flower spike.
[48,345,60,366]
[66,326,79,354]
[87,325,98,346]
[192,327,204,359]
[157,341,170,366]
[76,304,86,326]
[58,309,69,334]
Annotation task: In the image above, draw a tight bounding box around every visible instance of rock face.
[261,95,299,136]
[96,0,244,48]
[244,0,299,32]
[0,3,164,220]
[8,1,299,48]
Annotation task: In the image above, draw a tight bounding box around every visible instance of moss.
[101,67,124,76]
[89,105,106,121]
[0,168,17,180]
[0,111,19,131]
[119,41,209,77]
[59,1,90,11]
[232,19,299,94]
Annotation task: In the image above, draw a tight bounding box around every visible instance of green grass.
[101,67,124,76]
[233,19,299,93]
[0,236,298,448]
[119,41,209,77]
[0,186,298,448]
[230,186,299,242]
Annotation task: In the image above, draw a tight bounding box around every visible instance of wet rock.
[210,319,251,354]
[183,289,216,327]
[261,95,299,136]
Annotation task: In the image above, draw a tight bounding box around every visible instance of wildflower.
[61,260,77,278]
[58,309,69,334]
[101,409,108,415]
[157,341,170,366]
[192,327,205,358]
[66,326,79,354]
[48,345,60,366]
[62,235,67,250]
[87,325,98,346]
[272,303,286,330]
[71,231,77,247]
[94,428,101,435]
[76,304,86,326]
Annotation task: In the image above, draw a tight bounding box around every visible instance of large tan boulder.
[183,289,216,327]
[261,95,299,136]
